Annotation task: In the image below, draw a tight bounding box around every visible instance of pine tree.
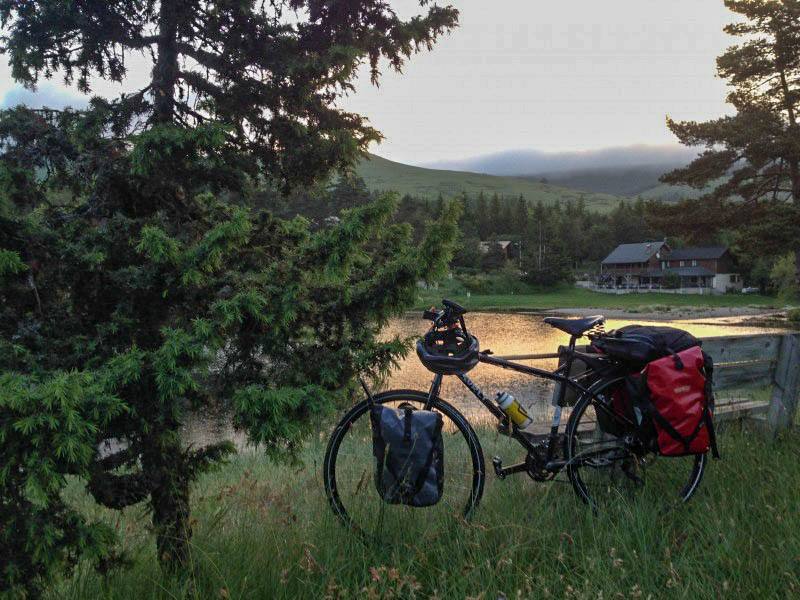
[661,0,800,235]
[489,192,502,235]
[514,194,528,236]
[500,198,514,236]
[476,191,489,240]
[0,0,459,591]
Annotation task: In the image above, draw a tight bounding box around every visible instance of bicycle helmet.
[416,326,480,375]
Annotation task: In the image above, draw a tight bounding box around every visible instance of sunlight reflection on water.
[181,313,784,447]
[377,313,785,424]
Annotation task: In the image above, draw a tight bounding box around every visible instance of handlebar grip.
[442,298,467,315]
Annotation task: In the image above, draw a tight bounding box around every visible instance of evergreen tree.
[458,191,479,238]
[489,192,502,235]
[480,241,507,272]
[514,194,528,236]
[499,198,514,236]
[661,0,800,237]
[770,251,799,302]
[435,192,445,219]
[451,235,482,270]
[475,191,489,239]
[0,0,459,591]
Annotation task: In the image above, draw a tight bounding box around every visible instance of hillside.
[421,145,697,177]
[522,165,674,197]
[355,154,625,212]
[416,145,706,199]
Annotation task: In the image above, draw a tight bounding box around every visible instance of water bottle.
[496,392,532,429]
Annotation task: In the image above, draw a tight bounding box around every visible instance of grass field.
[356,154,624,211]
[414,283,782,313]
[52,425,800,599]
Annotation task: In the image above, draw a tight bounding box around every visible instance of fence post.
[767,334,800,434]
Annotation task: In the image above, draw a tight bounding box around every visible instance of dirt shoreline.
[542,306,787,323]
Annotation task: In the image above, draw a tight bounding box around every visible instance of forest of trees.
[265,174,797,292]
[268,178,668,288]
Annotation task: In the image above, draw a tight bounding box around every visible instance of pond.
[180,312,785,448]
[376,312,785,423]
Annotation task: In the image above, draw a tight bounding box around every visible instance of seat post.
[555,335,578,408]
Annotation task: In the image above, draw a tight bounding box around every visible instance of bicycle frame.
[362,333,614,480]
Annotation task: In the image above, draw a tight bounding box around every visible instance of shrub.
[661,272,681,289]
[770,252,799,303]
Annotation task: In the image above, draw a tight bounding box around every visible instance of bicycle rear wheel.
[323,389,484,539]
[566,378,706,509]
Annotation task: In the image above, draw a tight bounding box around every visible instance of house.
[599,241,669,286]
[479,240,512,257]
[653,247,741,293]
[600,242,742,293]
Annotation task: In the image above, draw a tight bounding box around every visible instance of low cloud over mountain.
[420,145,700,197]
[421,145,698,177]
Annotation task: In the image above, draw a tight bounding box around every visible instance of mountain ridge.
[419,144,698,177]
[354,154,626,212]
[354,152,703,209]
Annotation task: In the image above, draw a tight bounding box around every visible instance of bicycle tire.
[566,376,706,508]
[323,389,485,537]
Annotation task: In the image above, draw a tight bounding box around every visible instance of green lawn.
[52,426,800,599]
[415,284,781,312]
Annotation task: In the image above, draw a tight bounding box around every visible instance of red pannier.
[642,346,718,457]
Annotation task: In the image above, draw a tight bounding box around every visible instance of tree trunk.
[144,435,191,571]
[153,0,179,124]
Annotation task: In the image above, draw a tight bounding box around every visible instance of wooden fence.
[705,333,799,434]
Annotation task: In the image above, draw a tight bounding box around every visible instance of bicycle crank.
[491,454,555,482]
[491,456,528,480]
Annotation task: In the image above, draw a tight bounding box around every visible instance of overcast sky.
[0,0,738,166]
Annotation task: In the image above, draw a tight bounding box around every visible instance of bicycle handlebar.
[422,299,469,332]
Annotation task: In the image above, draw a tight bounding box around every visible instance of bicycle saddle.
[543,315,604,337]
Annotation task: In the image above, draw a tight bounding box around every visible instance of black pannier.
[592,325,701,367]
[370,404,444,507]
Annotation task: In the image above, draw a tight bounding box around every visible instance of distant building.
[600,242,741,293]
[479,240,512,257]
[600,241,669,285]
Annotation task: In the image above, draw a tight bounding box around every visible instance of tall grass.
[54,425,799,599]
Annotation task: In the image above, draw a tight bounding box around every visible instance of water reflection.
[182,313,783,447]
[378,312,784,424]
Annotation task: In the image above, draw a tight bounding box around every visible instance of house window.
[679,261,685,267]
[691,260,697,267]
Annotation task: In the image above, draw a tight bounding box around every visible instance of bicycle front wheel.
[323,389,485,539]
[566,378,706,509]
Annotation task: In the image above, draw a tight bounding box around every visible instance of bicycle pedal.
[491,456,505,479]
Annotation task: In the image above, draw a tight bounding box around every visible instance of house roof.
[647,266,715,277]
[480,240,511,250]
[665,247,727,260]
[601,241,667,265]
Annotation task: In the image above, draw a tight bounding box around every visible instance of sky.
[0,0,739,166]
